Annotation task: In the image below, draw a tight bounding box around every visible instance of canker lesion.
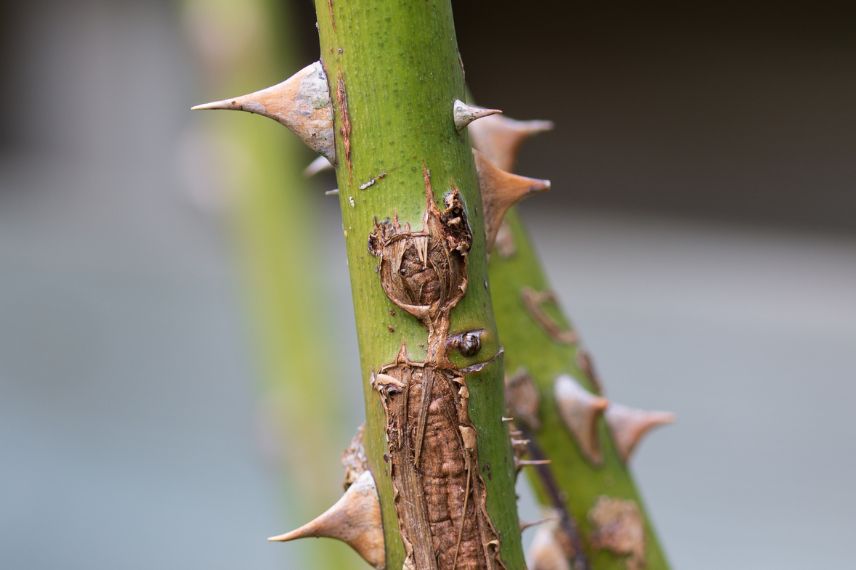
[369,168,505,569]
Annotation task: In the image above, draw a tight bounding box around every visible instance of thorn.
[501,416,515,423]
[192,61,336,162]
[474,150,550,251]
[304,155,333,177]
[268,471,384,569]
[453,99,502,130]
[606,403,675,462]
[554,375,608,464]
[520,517,554,533]
[516,458,552,469]
[468,114,554,171]
[325,188,339,196]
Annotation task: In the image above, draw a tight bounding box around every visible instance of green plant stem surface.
[314,0,526,567]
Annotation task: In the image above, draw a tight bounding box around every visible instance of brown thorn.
[606,403,675,462]
[192,61,335,162]
[474,150,549,251]
[268,471,384,569]
[469,113,554,171]
[554,375,608,464]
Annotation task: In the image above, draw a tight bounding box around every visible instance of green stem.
[490,208,671,569]
[313,1,525,567]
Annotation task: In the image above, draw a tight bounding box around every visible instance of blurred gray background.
[1,1,854,569]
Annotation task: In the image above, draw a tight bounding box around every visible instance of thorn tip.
[469,114,555,170]
[475,150,550,251]
[267,471,384,568]
[606,403,675,462]
[192,61,336,162]
[453,99,502,130]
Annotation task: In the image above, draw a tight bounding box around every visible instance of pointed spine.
[516,458,552,472]
[192,62,336,162]
[474,150,550,251]
[520,517,553,533]
[268,470,385,569]
[554,375,608,464]
[606,403,675,462]
[468,114,554,170]
[304,155,334,177]
[453,99,501,130]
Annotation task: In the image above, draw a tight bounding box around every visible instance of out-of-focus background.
[1,1,854,569]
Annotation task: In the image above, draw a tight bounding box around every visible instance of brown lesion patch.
[373,352,504,569]
[368,168,471,345]
[369,168,505,569]
[589,496,646,570]
[521,287,578,345]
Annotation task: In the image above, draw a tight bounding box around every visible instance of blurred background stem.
[183,0,356,567]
